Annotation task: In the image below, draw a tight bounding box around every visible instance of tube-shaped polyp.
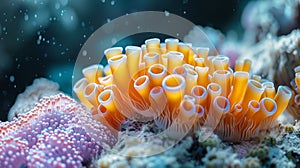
[162,74,186,110]
[212,70,231,97]
[108,54,131,93]
[195,66,210,87]
[145,38,161,55]
[82,64,104,83]
[191,85,207,107]
[185,69,198,95]
[228,71,249,108]
[73,78,93,109]
[167,51,184,73]
[134,75,151,101]
[241,80,265,111]
[84,83,103,107]
[104,47,123,60]
[148,64,167,86]
[98,75,113,87]
[144,52,159,68]
[271,86,292,119]
[165,38,179,52]
[125,46,141,77]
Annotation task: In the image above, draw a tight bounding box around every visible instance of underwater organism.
[202,148,241,168]
[8,78,61,121]
[246,145,270,166]
[74,38,292,142]
[94,130,194,168]
[241,157,260,168]
[0,93,116,167]
[242,0,300,44]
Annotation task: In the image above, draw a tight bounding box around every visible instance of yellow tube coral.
[98,74,113,87]
[145,38,161,55]
[185,69,198,95]
[234,60,244,72]
[160,43,167,54]
[150,86,167,117]
[162,74,186,110]
[167,51,184,73]
[252,98,277,124]
[195,66,210,87]
[212,70,231,97]
[108,54,131,93]
[125,46,141,77]
[74,38,294,142]
[244,100,260,119]
[165,38,179,52]
[196,47,209,62]
[242,59,252,72]
[262,82,276,99]
[271,86,292,119]
[205,96,230,127]
[82,64,104,83]
[104,47,123,60]
[98,89,125,130]
[173,66,187,77]
[148,64,167,86]
[73,78,93,109]
[144,52,159,68]
[212,55,229,71]
[228,71,249,108]
[206,83,222,109]
[191,85,207,107]
[134,75,151,101]
[194,57,205,67]
[103,64,112,76]
[241,80,265,111]
[84,83,103,107]
[178,42,190,63]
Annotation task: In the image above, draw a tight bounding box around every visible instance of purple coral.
[0,93,116,168]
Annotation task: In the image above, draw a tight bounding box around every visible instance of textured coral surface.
[0,93,116,168]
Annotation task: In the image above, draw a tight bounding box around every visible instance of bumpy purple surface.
[0,93,116,168]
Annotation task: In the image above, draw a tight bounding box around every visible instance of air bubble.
[164,10,170,16]
[82,50,87,56]
[24,14,29,21]
[9,76,15,82]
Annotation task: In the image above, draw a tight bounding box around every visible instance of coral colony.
[0,93,116,167]
[74,38,292,142]
[1,35,299,167]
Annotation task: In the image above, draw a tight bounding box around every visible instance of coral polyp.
[74,38,292,141]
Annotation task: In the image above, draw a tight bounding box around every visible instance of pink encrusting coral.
[0,93,116,168]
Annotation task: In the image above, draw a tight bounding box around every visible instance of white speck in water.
[24,14,28,21]
[164,10,170,16]
[60,0,69,6]
[10,76,15,82]
[183,11,186,14]
[82,50,87,56]
[59,73,62,77]
[107,18,111,23]
[34,14,37,18]
[176,33,179,36]
[111,38,117,44]
[55,2,60,9]
[111,0,115,5]
[101,0,105,3]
